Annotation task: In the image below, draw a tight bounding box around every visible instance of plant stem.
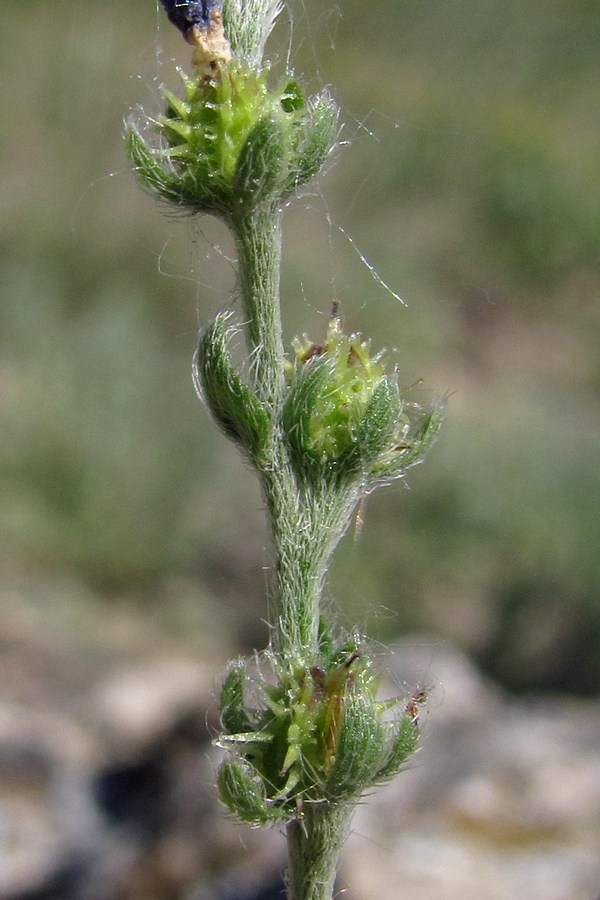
[131,8,437,896]
[231,202,315,658]
[232,202,356,897]
[286,803,353,900]
[263,443,316,656]
[230,204,286,411]
[266,474,356,659]
[231,204,356,661]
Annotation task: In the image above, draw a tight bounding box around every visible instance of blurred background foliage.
[1,0,599,693]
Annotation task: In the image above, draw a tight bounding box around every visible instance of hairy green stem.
[232,203,326,657]
[264,444,315,656]
[232,202,355,896]
[232,205,359,660]
[230,204,286,411]
[286,803,354,900]
[267,475,357,658]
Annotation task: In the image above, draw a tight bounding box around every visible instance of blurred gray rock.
[344,638,600,900]
[1,591,599,900]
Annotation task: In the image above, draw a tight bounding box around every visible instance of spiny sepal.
[233,115,287,207]
[193,312,270,464]
[282,354,333,470]
[375,710,420,780]
[283,92,338,195]
[324,693,386,796]
[218,760,289,825]
[354,377,403,468]
[370,401,445,483]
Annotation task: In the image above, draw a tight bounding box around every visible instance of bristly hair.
[222,0,283,64]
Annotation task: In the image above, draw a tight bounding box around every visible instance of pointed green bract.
[218,760,288,825]
[376,713,420,780]
[222,0,283,66]
[285,94,338,194]
[194,313,270,464]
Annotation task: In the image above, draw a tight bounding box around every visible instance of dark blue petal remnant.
[159,0,231,74]
[160,0,222,39]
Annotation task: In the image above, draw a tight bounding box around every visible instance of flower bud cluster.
[283,315,443,487]
[216,625,420,825]
[194,311,443,486]
[128,58,337,219]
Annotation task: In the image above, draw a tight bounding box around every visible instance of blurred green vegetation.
[1,0,599,693]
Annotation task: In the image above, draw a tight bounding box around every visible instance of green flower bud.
[127,62,337,218]
[215,637,423,823]
[283,317,398,480]
[193,312,270,464]
[283,314,444,485]
[285,317,385,460]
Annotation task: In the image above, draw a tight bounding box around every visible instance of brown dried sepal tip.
[405,687,428,725]
[296,302,341,362]
[189,10,231,74]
